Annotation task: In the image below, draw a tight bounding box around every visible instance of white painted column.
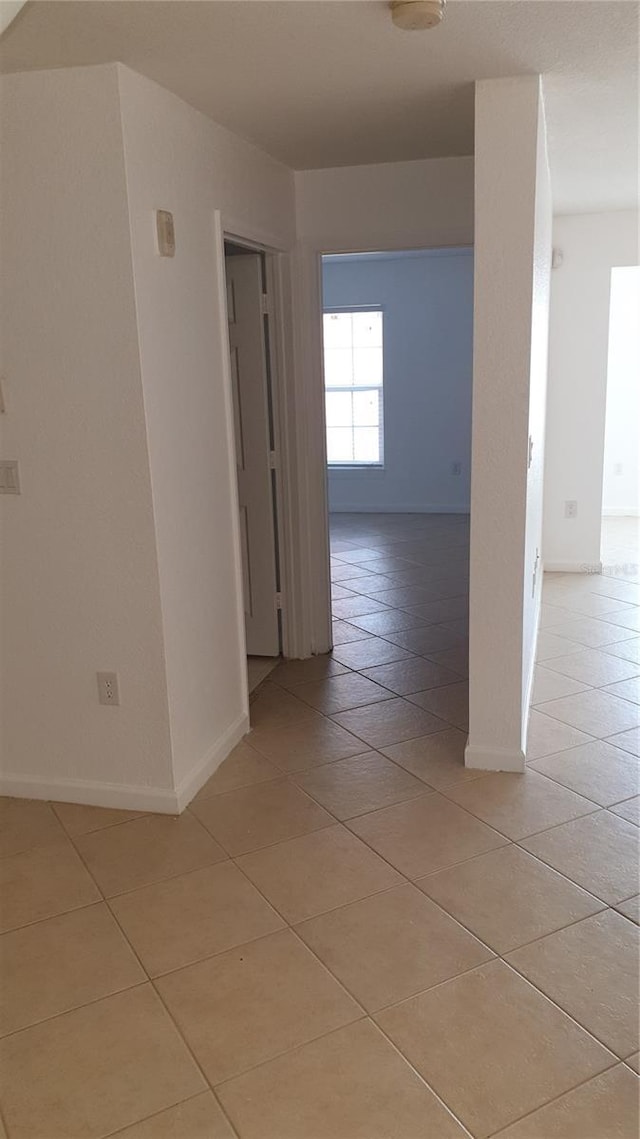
[466,76,552,772]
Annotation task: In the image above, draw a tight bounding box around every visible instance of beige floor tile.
[332,595,391,619]
[615,895,639,924]
[296,882,492,1012]
[527,710,594,760]
[0,796,64,858]
[385,624,466,654]
[604,676,640,704]
[270,655,349,689]
[545,648,640,687]
[627,1053,640,1073]
[190,778,332,855]
[426,643,469,677]
[155,928,360,1085]
[439,617,470,640]
[521,811,640,904]
[332,697,447,748]
[75,813,226,898]
[407,596,469,624]
[0,986,204,1139]
[347,608,431,635]
[336,575,382,594]
[0,839,100,933]
[294,751,427,819]
[408,681,469,730]
[51,801,147,837]
[608,726,640,756]
[237,824,403,923]
[248,683,321,728]
[604,637,640,666]
[491,1064,639,1139]
[0,902,144,1036]
[536,631,585,661]
[331,562,378,582]
[381,728,482,790]
[331,619,375,644]
[610,795,640,825]
[291,673,395,714]
[507,910,639,1058]
[110,862,284,976]
[216,1019,467,1139]
[246,656,278,692]
[538,603,583,628]
[548,617,638,649]
[530,665,590,705]
[559,594,639,619]
[443,771,598,840]
[607,608,640,633]
[417,844,604,953]
[192,742,280,801]
[330,638,414,670]
[537,690,640,739]
[585,577,640,604]
[361,585,444,609]
[112,1092,236,1139]
[530,741,640,807]
[349,792,507,879]
[376,959,614,1139]
[360,657,461,696]
[247,717,367,773]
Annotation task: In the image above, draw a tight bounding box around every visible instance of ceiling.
[1,0,638,213]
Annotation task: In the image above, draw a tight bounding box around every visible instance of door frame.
[217,216,301,661]
[302,240,475,653]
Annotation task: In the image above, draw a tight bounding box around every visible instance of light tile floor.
[1,512,638,1138]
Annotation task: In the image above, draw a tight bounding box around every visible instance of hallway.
[1,513,638,1138]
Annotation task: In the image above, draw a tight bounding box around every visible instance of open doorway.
[224,240,282,692]
[601,265,640,579]
[321,249,473,735]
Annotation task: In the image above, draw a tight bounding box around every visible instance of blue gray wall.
[322,249,473,512]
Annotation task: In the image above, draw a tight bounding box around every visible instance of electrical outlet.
[564,500,578,519]
[451,461,462,477]
[614,462,624,476]
[97,672,120,706]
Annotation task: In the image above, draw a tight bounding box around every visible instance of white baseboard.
[464,743,526,772]
[545,562,603,574]
[328,504,470,515]
[0,771,180,814]
[175,711,250,812]
[0,711,251,815]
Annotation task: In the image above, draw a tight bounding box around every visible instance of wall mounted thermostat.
[156,210,175,257]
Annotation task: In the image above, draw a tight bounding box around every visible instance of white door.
[226,252,280,656]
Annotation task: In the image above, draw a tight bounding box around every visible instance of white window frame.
[323,305,385,468]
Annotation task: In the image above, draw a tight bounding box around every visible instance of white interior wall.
[602,267,640,516]
[1,62,298,811]
[0,65,173,807]
[543,211,639,570]
[322,250,473,513]
[466,75,551,773]
[295,157,474,253]
[117,66,296,802]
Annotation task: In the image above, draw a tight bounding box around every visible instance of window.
[323,308,384,465]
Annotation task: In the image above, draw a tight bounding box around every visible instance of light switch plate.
[156,209,175,257]
[0,460,20,494]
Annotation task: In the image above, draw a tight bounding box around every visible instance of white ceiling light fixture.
[390,1,446,32]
